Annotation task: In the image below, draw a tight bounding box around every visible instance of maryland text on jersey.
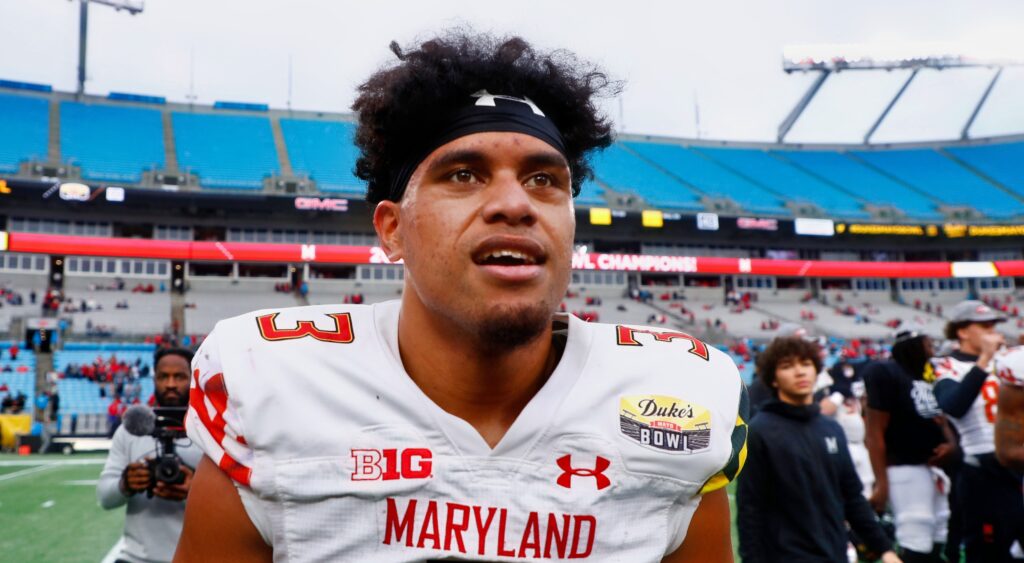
[186,302,747,561]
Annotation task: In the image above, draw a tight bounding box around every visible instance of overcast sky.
[1,0,1022,143]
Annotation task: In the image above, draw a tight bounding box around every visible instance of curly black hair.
[352,30,620,204]
[756,336,823,390]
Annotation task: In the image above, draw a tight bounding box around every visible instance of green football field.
[0,452,741,562]
[0,454,123,562]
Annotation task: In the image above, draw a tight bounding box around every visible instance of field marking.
[0,458,105,467]
[101,538,125,563]
[0,464,59,483]
[63,479,99,486]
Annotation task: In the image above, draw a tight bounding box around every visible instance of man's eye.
[525,173,554,188]
[449,169,480,184]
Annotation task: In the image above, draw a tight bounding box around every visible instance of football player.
[175,31,747,562]
[933,301,1024,562]
[864,325,957,563]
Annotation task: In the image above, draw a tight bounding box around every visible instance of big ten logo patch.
[256,312,354,343]
[614,326,709,361]
[351,448,433,481]
[619,395,712,454]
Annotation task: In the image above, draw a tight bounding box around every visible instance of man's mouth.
[471,237,547,281]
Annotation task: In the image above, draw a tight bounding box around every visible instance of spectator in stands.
[97,347,202,563]
[107,395,128,437]
[865,325,957,563]
[738,336,900,563]
[8,343,18,361]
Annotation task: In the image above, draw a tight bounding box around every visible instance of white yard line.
[100,538,125,563]
[0,458,105,467]
[0,464,59,483]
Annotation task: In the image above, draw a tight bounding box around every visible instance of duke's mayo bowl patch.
[619,395,712,454]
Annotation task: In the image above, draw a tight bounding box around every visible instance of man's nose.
[481,173,537,226]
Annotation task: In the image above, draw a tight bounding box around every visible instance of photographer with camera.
[97,348,202,563]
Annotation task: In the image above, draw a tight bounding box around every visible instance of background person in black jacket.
[738,336,900,563]
[865,326,958,563]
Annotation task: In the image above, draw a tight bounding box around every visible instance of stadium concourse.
[1,78,1023,562]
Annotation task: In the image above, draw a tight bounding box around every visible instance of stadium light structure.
[776,43,1024,144]
[72,0,145,98]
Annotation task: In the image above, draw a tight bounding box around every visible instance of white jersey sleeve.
[185,328,255,486]
[996,346,1024,387]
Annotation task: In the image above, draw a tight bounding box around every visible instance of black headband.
[387,90,567,201]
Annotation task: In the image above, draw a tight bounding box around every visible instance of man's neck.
[778,392,813,407]
[958,342,980,357]
[397,295,558,449]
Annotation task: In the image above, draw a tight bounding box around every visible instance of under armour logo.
[556,454,611,490]
[471,89,545,116]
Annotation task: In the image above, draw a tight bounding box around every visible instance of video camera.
[122,405,189,495]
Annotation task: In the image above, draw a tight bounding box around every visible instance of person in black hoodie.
[738,336,900,563]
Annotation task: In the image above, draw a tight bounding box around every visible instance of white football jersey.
[996,346,1024,387]
[932,354,999,456]
[186,300,747,562]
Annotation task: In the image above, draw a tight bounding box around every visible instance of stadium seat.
[946,141,1024,198]
[0,92,49,173]
[697,147,871,218]
[60,101,165,182]
[853,148,1024,217]
[775,149,943,220]
[590,144,704,210]
[279,119,363,195]
[623,141,788,214]
[172,112,279,189]
[576,179,606,206]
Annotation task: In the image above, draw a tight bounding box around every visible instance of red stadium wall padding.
[7,232,1024,279]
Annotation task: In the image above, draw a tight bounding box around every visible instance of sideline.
[101,538,125,563]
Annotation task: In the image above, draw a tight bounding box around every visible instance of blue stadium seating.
[61,101,165,182]
[576,179,605,206]
[624,142,787,214]
[853,148,1024,217]
[590,144,704,210]
[173,112,279,189]
[698,147,870,218]
[775,150,943,220]
[280,119,363,194]
[0,342,36,413]
[0,93,49,173]
[946,141,1024,197]
[54,343,156,415]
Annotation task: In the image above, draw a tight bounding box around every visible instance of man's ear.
[373,200,403,262]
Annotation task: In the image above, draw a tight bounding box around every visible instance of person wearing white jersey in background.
[995,346,1024,474]
[933,300,1024,563]
[174,31,747,562]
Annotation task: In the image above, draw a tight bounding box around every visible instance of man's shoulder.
[584,319,739,378]
[209,302,389,350]
[931,354,973,382]
[215,302,381,331]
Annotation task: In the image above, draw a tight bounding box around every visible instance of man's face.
[773,355,818,405]
[154,354,190,407]
[375,132,575,350]
[959,321,998,353]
